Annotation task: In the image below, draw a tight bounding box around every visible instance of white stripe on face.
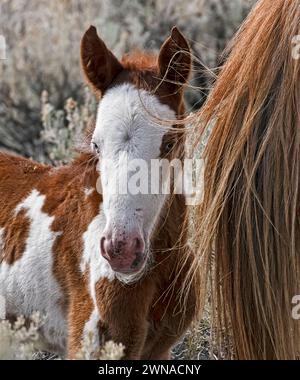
[93,83,176,163]
[92,83,176,259]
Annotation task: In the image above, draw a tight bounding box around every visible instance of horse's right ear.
[81,26,123,96]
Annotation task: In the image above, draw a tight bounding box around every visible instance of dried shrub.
[0,0,255,158]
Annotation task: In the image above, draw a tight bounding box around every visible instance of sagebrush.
[0,0,255,159]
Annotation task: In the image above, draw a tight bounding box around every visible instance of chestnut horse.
[194,0,300,359]
[0,26,198,359]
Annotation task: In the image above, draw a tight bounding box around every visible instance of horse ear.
[158,27,191,90]
[81,26,123,96]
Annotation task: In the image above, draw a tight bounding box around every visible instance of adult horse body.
[195,0,300,359]
[0,27,198,359]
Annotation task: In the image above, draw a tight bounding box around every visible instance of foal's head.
[81,26,191,277]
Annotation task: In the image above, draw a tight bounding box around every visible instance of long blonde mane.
[194,0,300,359]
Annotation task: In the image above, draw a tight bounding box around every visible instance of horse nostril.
[131,252,143,269]
[101,236,111,260]
[135,238,140,250]
[134,237,144,252]
[100,236,105,253]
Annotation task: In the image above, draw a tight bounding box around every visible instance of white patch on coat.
[0,189,66,353]
[92,83,176,253]
[82,308,100,354]
[80,206,115,305]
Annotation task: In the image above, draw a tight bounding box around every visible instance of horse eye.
[164,142,174,153]
[91,141,100,154]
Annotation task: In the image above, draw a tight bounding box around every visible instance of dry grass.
[0,0,255,158]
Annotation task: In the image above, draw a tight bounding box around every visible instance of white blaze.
[92,83,176,245]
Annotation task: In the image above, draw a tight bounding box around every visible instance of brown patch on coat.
[37,154,102,301]
[1,209,30,265]
[67,271,94,359]
[0,152,50,265]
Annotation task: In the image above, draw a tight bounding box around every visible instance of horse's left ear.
[81,26,123,96]
[158,27,191,90]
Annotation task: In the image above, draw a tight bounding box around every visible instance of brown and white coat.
[0,26,198,359]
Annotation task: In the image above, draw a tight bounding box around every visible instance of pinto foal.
[0,26,198,359]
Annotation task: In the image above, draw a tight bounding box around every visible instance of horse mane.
[121,50,158,72]
[193,0,300,359]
